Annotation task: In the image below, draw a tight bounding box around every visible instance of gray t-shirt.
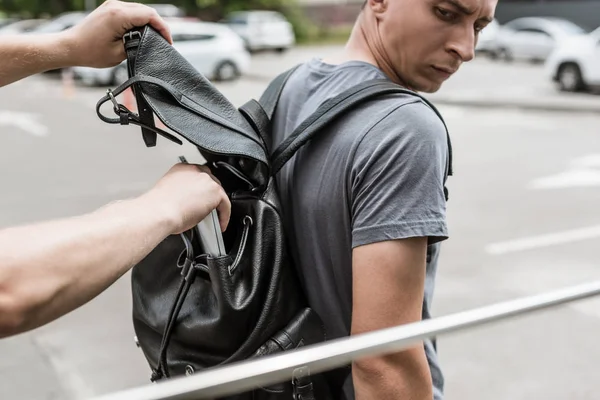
[271,59,449,400]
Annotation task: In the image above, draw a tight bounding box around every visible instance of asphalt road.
[1,49,600,400]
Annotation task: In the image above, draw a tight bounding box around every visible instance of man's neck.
[322,14,411,89]
[322,19,376,67]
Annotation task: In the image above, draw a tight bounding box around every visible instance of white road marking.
[492,263,600,319]
[530,154,600,189]
[529,168,600,189]
[0,110,49,137]
[486,224,600,255]
[32,336,94,400]
[571,154,600,168]
[571,298,600,320]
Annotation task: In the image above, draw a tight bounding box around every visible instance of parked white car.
[73,21,251,86]
[222,10,295,53]
[545,27,600,92]
[32,11,88,34]
[147,4,186,18]
[495,17,587,62]
[0,19,46,35]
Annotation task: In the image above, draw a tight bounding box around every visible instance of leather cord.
[152,231,201,381]
[96,83,183,146]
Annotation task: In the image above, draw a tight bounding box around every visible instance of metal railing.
[92,280,600,400]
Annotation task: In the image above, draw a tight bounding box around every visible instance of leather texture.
[96,25,333,399]
[95,25,452,400]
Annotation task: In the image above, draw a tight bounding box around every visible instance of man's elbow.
[353,348,433,400]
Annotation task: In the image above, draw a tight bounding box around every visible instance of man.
[272,0,497,399]
[0,0,231,339]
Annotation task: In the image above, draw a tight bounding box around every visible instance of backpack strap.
[237,65,300,155]
[123,30,159,147]
[268,79,453,200]
[259,65,301,121]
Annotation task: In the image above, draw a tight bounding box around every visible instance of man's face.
[372,0,497,92]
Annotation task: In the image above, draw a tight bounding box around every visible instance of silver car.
[495,17,587,62]
[222,11,295,53]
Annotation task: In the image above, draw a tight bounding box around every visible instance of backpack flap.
[96,26,270,188]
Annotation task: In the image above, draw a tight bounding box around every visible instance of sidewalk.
[427,81,600,114]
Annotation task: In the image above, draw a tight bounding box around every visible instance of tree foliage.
[0,0,330,43]
[0,0,298,19]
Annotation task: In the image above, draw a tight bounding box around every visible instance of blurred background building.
[295,0,600,32]
[495,0,600,32]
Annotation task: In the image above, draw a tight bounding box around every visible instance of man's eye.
[435,7,457,21]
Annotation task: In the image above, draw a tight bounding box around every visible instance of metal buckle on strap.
[106,89,120,114]
[292,367,314,400]
[122,30,141,44]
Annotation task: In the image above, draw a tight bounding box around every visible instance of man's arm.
[0,33,71,87]
[0,0,172,87]
[351,239,433,399]
[0,163,230,338]
[348,102,450,399]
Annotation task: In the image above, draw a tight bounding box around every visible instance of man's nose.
[448,29,476,62]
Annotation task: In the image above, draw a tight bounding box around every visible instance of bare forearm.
[0,33,73,87]
[0,196,175,337]
[351,239,433,399]
[353,346,433,400]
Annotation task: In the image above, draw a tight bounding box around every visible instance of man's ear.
[368,0,388,13]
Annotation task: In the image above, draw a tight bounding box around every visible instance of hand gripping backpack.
[95,26,452,399]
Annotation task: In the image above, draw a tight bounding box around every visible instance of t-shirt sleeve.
[350,101,449,248]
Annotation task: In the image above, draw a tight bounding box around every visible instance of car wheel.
[496,48,513,62]
[487,50,499,61]
[112,65,129,86]
[275,47,288,54]
[81,74,98,87]
[558,63,585,92]
[214,61,240,82]
[243,40,254,54]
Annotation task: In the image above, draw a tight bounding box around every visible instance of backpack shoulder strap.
[270,79,453,200]
[259,65,301,121]
[238,65,300,154]
[270,79,453,178]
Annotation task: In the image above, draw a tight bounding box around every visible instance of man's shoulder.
[350,96,450,182]
[277,60,448,148]
[359,94,448,145]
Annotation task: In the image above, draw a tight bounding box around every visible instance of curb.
[428,97,600,114]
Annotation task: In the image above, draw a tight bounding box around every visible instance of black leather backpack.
[95,25,451,399]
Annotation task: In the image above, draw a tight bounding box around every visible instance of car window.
[516,28,552,37]
[148,4,185,18]
[260,12,283,22]
[225,14,248,25]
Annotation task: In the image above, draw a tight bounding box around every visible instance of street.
[1,46,600,400]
